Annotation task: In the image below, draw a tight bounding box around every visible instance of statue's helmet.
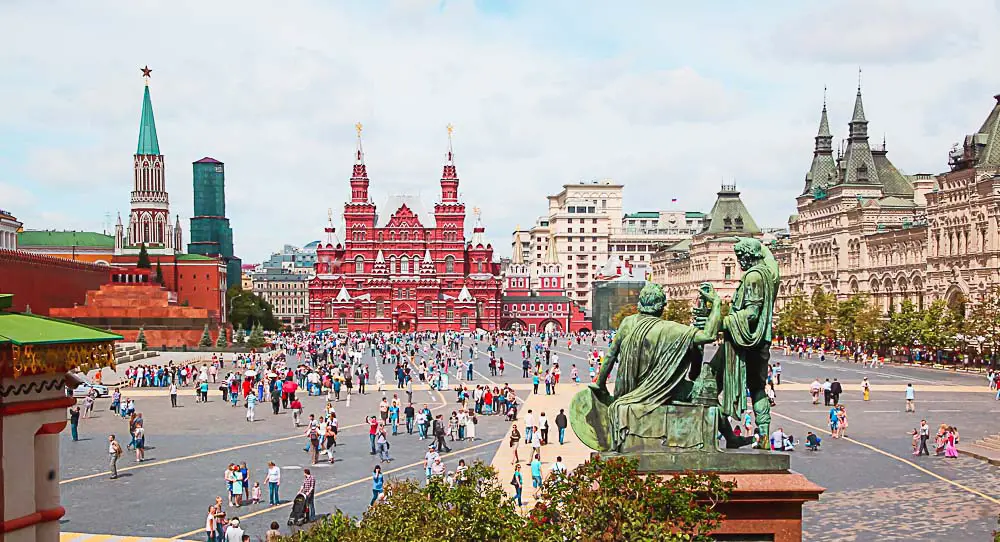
[638,283,666,315]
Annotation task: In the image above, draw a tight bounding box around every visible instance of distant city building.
[252,268,310,329]
[515,182,705,309]
[659,184,762,304]
[0,209,21,250]
[591,256,645,331]
[260,243,318,275]
[188,157,242,289]
[308,126,502,332]
[501,232,589,333]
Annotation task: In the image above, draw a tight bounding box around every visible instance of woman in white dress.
[464,409,476,441]
[375,368,385,392]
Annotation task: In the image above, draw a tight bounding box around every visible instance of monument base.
[706,471,823,542]
[594,448,790,473]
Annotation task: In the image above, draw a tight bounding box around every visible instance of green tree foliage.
[233,324,245,344]
[835,295,882,344]
[611,303,638,329]
[283,459,731,542]
[811,287,838,339]
[919,300,959,352]
[526,457,733,541]
[136,243,151,269]
[663,299,692,325]
[885,300,923,348]
[215,327,228,348]
[226,286,281,331]
[775,291,814,338]
[247,324,266,349]
[155,259,164,284]
[136,326,147,349]
[965,288,1000,355]
[198,324,213,348]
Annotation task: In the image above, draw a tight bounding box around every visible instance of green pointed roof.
[851,89,867,123]
[703,185,760,235]
[136,83,160,155]
[803,100,836,195]
[973,95,1000,167]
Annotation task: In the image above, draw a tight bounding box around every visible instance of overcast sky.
[2,0,998,263]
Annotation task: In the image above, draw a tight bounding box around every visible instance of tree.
[919,300,958,353]
[836,294,882,344]
[775,291,814,338]
[155,259,164,284]
[198,324,213,348]
[663,299,692,325]
[247,324,266,349]
[810,287,838,339]
[611,303,638,329]
[234,324,245,344]
[215,327,228,348]
[136,326,147,349]
[226,286,282,331]
[283,459,732,542]
[965,288,1000,358]
[885,300,923,349]
[136,243,151,269]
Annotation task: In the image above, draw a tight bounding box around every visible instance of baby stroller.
[287,493,310,526]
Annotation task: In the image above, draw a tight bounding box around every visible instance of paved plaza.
[58,341,1000,541]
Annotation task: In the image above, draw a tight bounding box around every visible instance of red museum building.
[308,128,503,332]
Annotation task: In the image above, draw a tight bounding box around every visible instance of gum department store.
[660,84,1000,313]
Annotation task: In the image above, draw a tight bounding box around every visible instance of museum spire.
[440,124,460,203]
[350,122,370,203]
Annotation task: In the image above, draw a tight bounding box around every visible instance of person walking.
[299,469,316,521]
[510,464,524,507]
[108,434,122,479]
[918,419,931,456]
[509,423,522,464]
[830,379,842,406]
[433,414,451,453]
[555,409,568,445]
[69,405,81,442]
[245,393,257,423]
[862,377,871,401]
[376,427,393,463]
[370,465,384,506]
[905,384,916,412]
[169,382,178,407]
[266,461,281,505]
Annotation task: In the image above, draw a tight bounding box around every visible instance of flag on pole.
[671,198,678,203]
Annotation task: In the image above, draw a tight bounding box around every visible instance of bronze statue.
[570,236,780,458]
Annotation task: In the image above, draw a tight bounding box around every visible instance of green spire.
[136,81,160,155]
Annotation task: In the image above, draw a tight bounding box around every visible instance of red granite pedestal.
[707,472,824,542]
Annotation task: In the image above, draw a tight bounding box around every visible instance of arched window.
[445,255,455,273]
[354,255,364,274]
[477,260,483,273]
[461,313,469,328]
[354,307,362,322]
[424,302,433,317]
[389,256,397,274]
[401,256,410,274]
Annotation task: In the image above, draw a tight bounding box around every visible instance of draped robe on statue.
[607,314,699,448]
[716,252,779,421]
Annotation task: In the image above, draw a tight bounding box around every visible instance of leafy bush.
[282,458,732,542]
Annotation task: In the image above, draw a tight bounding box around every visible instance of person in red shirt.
[241,378,252,399]
[368,416,379,455]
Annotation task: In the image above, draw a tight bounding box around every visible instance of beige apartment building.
[251,268,310,329]
[658,185,762,303]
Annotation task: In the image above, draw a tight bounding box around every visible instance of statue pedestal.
[705,471,823,542]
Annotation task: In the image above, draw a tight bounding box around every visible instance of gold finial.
[473,206,481,218]
[447,123,454,136]
[327,207,333,221]
[355,122,363,137]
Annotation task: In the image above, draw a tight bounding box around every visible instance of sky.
[2,0,999,263]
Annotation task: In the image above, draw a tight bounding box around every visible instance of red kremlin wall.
[0,249,110,314]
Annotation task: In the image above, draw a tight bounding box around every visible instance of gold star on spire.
[355,122,363,137]
[447,123,454,136]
